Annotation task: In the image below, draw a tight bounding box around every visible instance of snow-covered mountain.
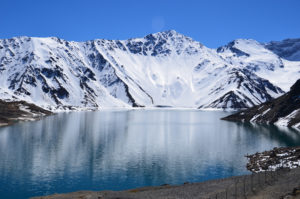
[0,30,299,110]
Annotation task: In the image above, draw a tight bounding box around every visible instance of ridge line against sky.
[1,0,300,48]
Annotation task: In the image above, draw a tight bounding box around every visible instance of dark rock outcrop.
[222,79,300,128]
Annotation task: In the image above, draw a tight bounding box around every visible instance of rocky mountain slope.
[265,38,300,61]
[222,79,300,129]
[0,30,299,110]
[0,100,52,126]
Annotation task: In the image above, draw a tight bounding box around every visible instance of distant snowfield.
[0,30,299,111]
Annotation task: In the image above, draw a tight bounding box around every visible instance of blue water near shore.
[1,110,300,199]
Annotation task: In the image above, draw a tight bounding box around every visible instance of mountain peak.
[221,39,260,50]
[145,30,193,41]
[154,29,183,36]
[160,29,178,35]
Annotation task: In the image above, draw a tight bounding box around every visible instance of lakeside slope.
[222,79,300,129]
[0,100,52,126]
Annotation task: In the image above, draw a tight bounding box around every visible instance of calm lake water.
[1,110,300,199]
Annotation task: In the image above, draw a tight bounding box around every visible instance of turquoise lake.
[1,110,300,199]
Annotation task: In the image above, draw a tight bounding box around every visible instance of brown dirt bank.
[32,167,300,199]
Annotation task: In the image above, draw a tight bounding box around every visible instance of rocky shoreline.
[246,146,300,173]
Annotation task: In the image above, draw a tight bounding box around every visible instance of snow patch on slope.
[275,109,300,127]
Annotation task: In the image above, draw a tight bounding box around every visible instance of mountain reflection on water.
[0,110,300,199]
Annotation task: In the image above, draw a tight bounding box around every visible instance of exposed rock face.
[222,79,300,129]
[0,100,52,126]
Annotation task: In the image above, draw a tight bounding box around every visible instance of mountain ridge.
[0,30,299,111]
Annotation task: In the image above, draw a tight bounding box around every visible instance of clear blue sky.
[1,0,299,48]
